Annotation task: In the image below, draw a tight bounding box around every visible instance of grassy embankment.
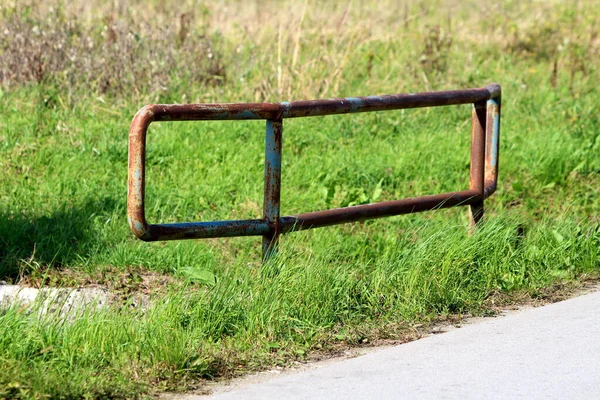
[0,1,599,398]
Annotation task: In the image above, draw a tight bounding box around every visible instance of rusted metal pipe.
[262,119,283,260]
[279,190,480,233]
[469,100,487,227]
[484,95,501,198]
[127,84,502,261]
[129,85,497,123]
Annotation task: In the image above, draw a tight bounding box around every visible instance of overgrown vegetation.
[0,0,599,398]
[0,2,226,97]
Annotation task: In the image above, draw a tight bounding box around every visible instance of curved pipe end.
[485,83,502,98]
[127,215,153,241]
[130,105,157,133]
[128,105,157,242]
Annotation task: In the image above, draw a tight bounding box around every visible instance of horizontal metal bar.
[130,84,499,124]
[140,219,270,241]
[279,189,480,232]
[137,190,481,241]
[280,87,494,119]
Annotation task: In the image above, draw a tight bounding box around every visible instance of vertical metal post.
[469,101,487,227]
[485,96,501,194]
[262,119,283,261]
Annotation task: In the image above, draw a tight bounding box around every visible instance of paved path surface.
[197,290,600,399]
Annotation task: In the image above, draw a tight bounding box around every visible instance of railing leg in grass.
[469,100,487,228]
[262,119,283,261]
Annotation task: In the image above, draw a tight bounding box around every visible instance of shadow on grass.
[0,197,117,280]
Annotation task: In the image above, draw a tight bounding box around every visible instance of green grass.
[0,0,599,398]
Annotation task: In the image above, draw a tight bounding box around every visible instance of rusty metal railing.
[128,84,501,261]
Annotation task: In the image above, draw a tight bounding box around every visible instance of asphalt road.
[198,289,600,399]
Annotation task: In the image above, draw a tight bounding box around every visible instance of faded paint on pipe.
[130,87,496,122]
[484,92,501,199]
[146,219,270,241]
[262,119,283,259]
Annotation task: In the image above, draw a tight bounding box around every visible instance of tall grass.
[1,218,598,398]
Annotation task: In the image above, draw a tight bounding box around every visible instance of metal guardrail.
[128,84,501,261]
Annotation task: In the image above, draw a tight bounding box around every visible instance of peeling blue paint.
[236,110,261,119]
[264,120,282,220]
[281,101,291,118]
[263,119,282,259]
[132,166,142,182]
[344,97,363,112]
[158,220,270,237]
[132,219,146,234]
